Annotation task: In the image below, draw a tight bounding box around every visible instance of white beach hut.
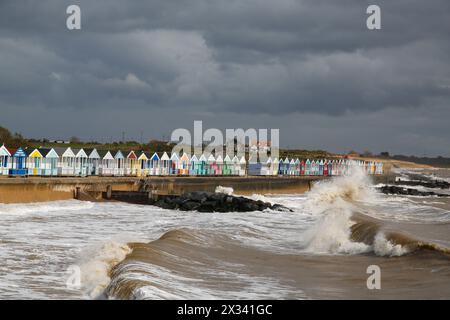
[73,148,89,176]
[113,150,125,176]
[239,156,247,176]
[160,152,171,176]
[98,150,115,176]
[86,148,100,176]
[55,147,76,176]
[39,148,59,176]
[0,145,11,175]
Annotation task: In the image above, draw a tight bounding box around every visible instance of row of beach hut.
[0,144,383,177]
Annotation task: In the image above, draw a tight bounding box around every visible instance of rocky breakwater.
[378,185,449,197]
[151,191,293,213]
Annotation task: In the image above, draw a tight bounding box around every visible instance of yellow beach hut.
[137,151,149,177]
[26,148,44,176]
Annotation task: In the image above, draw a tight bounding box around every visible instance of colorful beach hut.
[126,151,138,176]
[149,152,160,175]
[222,154,232,176]
[160,152,171,176]
[198,154,207,175]
[170,153,180,175]
[189,154,199,175]
[179,153,190,175]
[26,148,44,176]
[207,154,217,175]
[136,151,150,177]
[215,155,223,175]
[305,159,311,175]
[9,147,28,176]
[0,145,11,175]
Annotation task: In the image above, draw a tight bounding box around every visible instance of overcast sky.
[1,0,449,156]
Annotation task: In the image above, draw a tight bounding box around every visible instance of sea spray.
[301,168,377,254]
[78,241,131,298]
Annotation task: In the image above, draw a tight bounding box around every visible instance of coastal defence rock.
[395,179,450,189]
[378,185,449,197]
[151,191,293,213]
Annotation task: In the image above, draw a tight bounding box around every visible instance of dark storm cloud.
[0,0,449,155]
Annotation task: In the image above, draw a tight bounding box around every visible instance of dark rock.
[149,191,293,213]
[395,179,450,189]
[378,185,449,197]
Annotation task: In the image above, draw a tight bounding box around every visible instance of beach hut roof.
[290,159,295,164]
[170,153,179,161]
[84,148,100,159]
[98,150,114,160]
[114,150,125,159]
[53,147,74,157]
[73,148,88,158]
[180,153,190,161]
[137,151,149,161]
[319,159,324,164]
[0,145,11,157]
[13,147,27,157]
[306,159,311,163]
[216,155,223,163]
[239,156,246,164]
[161,152,170,161]
[224,154,232,162]
[150,152,160,161]
[39,148,59,158]
[199,154,207,161]
[232,155,239,163]
[62,147,76,158]
[28,148,43,158]
[284,157,290,164]
[295,158,300,164]
[190,154,198,162]
[272,157,279,164]
[207,154,216,162]
[126,150,137,159]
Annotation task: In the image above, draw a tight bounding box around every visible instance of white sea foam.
[215,186,234,195]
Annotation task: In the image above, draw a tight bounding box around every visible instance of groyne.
[0,174,396,204]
